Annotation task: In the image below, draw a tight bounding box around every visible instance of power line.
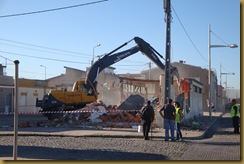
[0,42,90,58]
[0,0,109,19]
[171,5,208,63]
[0,50,89,64]
[5,67,56,77]
[0,38,90,57]
[0,38,157,65]
[0,54,13,62]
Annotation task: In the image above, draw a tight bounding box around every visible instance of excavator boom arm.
[85,45,140,93]
[85,36,179,95]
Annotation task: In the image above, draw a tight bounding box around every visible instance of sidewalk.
[0,112,223,139]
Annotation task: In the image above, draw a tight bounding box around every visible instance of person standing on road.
[230,99,240,134]
[140,100,155,140]
[174,101,183,141]
[159,98,176,141]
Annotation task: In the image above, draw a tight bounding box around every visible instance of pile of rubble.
[39,94,146,128]
[17,92,213,131]
[60,102,141,126]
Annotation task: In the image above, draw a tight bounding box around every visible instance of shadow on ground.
[0,145,167,160]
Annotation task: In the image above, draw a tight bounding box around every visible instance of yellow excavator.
[36,37,179,120]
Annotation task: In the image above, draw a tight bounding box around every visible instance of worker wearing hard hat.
[230,99,240,134]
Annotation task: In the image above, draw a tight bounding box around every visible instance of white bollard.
[138,125,143,132]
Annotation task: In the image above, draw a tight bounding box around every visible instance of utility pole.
[164,0,172,104]
[148,62,151,80]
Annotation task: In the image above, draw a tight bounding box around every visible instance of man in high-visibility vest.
[230,99,240,134]
[174,101,183,141]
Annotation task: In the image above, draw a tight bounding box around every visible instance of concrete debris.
[99,111,141,123]
[117,94,145,110]
[15,95,148,128]
[88,106,107,123]
[35,97,143,128]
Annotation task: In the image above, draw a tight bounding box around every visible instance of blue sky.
[0,0,240,90]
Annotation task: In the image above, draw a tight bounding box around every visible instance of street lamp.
[91,44,101,65]
[208,24,238,119]
[220,63,235,113]
[40,65,46,80]
[221,72,235,89]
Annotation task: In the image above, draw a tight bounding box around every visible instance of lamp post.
[220,63,235,113]
[208,24,238,119]
[221,73,235,89]
[40,65,46,80]
[92,44,101,65]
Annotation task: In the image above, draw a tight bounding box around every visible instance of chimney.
[179,60,186,64]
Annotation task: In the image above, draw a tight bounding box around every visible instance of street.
[0,113,241,160]
[179,113,240,160]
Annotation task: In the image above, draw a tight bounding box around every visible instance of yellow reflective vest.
[175,107,181,123]
[231,104,240,117]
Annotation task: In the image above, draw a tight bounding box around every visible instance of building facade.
[18,79,49,113]
[0,64,14,113]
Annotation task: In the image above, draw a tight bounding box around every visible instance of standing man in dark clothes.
[159,98,176,141]
[140,100,155,140]
[230,99,240,134]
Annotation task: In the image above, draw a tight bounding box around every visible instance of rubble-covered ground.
[12,94,212,132]
[41,98,144,129]
[17,108,211,133]
[17,95,145,129]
